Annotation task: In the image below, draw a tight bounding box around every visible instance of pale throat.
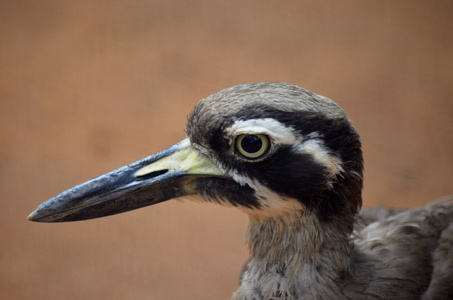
[244,208,354,279]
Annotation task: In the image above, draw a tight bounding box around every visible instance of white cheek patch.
[252,186,304,217]
[293,139,343,180]
[228,170,304,217]
[226,118,303,145]
[229,169,255,187]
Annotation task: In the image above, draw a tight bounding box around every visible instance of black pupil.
[241,135,262,153]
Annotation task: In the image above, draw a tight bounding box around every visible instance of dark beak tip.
[27,210,40,222]
[27,207,56,222]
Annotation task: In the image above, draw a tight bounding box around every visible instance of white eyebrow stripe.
[226,118,303,145]
[292,139,344,179]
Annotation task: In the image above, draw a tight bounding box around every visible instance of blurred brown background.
[1,1,452,299]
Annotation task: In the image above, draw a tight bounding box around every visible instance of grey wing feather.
[346,196,453,299]
[358,206,403,227]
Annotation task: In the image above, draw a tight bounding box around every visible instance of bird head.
[28,83,363,225]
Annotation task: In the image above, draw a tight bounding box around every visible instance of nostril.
[135,169,168,181]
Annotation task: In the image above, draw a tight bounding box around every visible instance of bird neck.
[237,211,354,299]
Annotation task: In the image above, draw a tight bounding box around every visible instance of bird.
[28,82,453,299]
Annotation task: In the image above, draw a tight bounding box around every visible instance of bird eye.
[235,134,270,160]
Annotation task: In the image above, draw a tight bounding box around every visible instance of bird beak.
[28,138,227,222]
